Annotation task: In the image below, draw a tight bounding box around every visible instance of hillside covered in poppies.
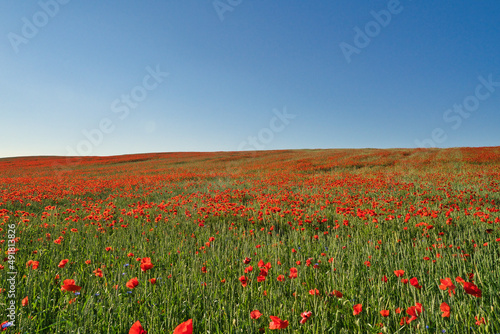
[1,147,499,333]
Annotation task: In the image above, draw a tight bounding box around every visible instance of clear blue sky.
[1,1,499,158]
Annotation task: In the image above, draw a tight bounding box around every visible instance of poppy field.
[1,147,500,333]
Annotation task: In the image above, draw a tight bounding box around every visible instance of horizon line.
[1,145,499,160]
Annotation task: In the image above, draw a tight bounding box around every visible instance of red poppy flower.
[61,279,81,292]
[330,290,343,298]
[415,303,423,313]
[22,296,28,307]
[149,278,156,284]
[93,268,103,277]
[269,316,289,329]
[475,316,486,326]
[140,262,154,272]
[463,282,482,298]
[127,253,134,257]
[401,278,408,284]
[58,259,69,268]
[289,267,298,279]
[276,275,285,281]
[239,276,248,287]
[250,310,262,319]
[380,310,389,317]
[309,288,320,295]
[173,319,193,334]
[406,303,423,324]
[300,311,312,324]
[409,277,422,289]
[243,257,251,264]
[126,277,139,289]
[440,302,450,318]
[129,321,147,334]
[353,304,362,315]
[257,275,266,282]
[439,277,456,296]
[364,261,371,267]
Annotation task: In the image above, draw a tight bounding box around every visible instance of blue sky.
[1,1,499,158]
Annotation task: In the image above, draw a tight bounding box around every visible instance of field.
[1,147,500,333]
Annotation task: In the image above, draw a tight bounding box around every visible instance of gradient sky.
[1,1,499,158]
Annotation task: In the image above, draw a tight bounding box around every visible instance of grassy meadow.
[1,147,499,333]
